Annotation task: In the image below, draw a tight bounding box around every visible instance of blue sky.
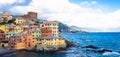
[70,0,120,12]
[0,0,120,32]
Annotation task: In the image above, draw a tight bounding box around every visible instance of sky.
[0,0,120,32]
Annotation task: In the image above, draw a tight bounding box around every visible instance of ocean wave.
[103,52,120,56]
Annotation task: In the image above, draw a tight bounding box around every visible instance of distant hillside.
[12,15,21,19]
[58,22,70,32]
[58,22,87,33]
[70,26,81,30]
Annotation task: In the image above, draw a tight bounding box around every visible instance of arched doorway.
[2,44,5,48]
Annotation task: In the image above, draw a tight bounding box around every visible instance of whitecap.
[103,52,120,56]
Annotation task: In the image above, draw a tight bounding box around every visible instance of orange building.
[9,34,33,50]
[22,35,33,48]
[41,27,52,37]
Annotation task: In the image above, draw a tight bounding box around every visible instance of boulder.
[95,49,112,53]
[82,45,99,49]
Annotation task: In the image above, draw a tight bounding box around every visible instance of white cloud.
[92,1,97,4]
[80,1,97,6]
[0,0,25,5]
[9,0,120,32]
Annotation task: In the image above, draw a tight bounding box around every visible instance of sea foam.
[103,52,120,56]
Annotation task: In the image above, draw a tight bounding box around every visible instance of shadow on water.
[2,51,37,57]
[2,51,67,57]
[36,51,67,57]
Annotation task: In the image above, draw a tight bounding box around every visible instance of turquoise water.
[1,32,120,57]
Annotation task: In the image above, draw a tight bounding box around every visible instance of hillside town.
[0,12,67,52]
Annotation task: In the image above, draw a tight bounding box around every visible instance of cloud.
[9,0,120,32]
[0,0,25,5]
[80,1,97,7]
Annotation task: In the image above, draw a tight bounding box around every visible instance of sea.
[1,32,120,57]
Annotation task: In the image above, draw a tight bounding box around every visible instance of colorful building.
[36,36,66,51]
[9,35,22,50]
[0,39,9,48]
[40,21,59,37]
[0,30,5,43]
[41,27,52,37]
[6,30,18,39]
[14,25,23,33]
[21,12,37,19]
[29,28,41,38]
[32,38,38,47]
[9,33,33,50]
[8,23,16,31]
[21,35,33,48]
[0,12,12,23]
[35,28,41,38]
[0,25,9,34]
[0,11,66,51]
[15,42,26,50]
[14,17,26,24]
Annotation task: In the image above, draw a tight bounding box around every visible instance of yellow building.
[0,25,9,34]
[38,37,66,47]
[41,38,66,46]
[15,42,26,50]
[0,39,9,48]
[31,30,36,38]
[0,43,8,48]
[14,25,23,33]
[35,37,66,51]
[22,24,29,28]
[32,38,38,47]
[15,17,26,24]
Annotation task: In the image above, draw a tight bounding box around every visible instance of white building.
[40,21,59,37]
[0,12,12,23]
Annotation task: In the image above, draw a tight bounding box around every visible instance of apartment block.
[40,21,59,37]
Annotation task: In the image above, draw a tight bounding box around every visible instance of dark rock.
[118,51,120,53]
[65,39,76,47]
[95,49,112,53]
[86,49,91,51]
[85,48,113,53]
[82,45,99,49]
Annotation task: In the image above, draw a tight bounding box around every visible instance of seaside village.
[0,12,67,51]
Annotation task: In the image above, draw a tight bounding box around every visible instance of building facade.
[21,12,37,19]
[40,21,59,37]
[0,30,5,43]
[0,25,9,34]
[9,36,21,50]
[21,35,33,48]
[0,12,12,23]
[14,17,26,24]
[41,27,52,37]
[36,36,66,51]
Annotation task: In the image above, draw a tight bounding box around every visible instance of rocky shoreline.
[27,39,76,52]
[0,39,76,55]
[81,45,120,54]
